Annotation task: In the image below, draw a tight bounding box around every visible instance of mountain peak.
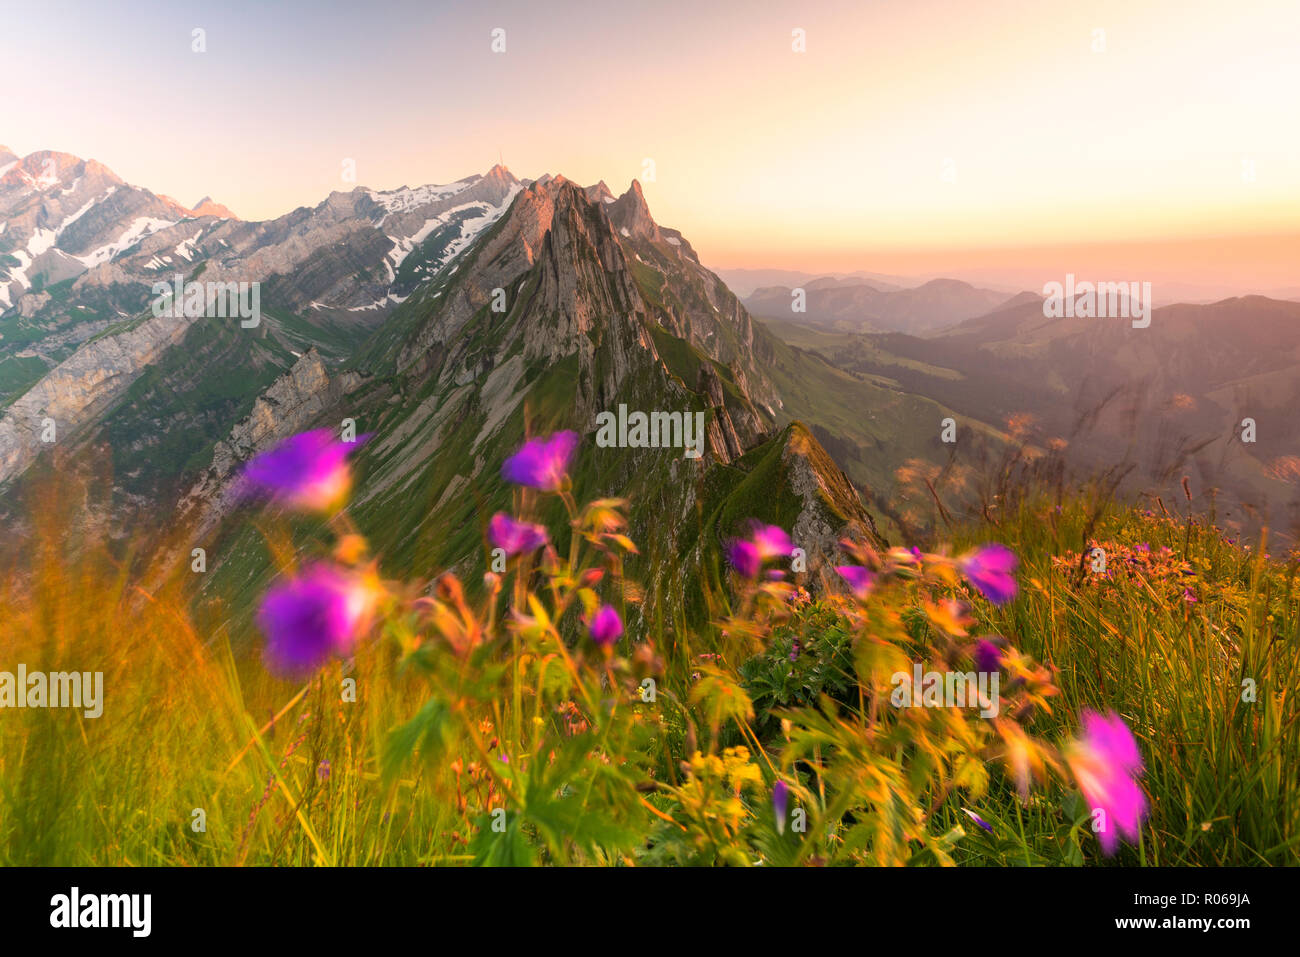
[0,150,125,194]
[584,180,615,205]
[192,196,239,219]
[604,179,658,241]
[482,163,515,184]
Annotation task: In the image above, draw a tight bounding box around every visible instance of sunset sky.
[5,0,1298,290]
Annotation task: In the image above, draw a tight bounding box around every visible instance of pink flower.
[589,604,623,646]
[727,522,794,579]
[487,512,549,556]
[961,543,1018,605]
[501,431,578,492]
[1065,710,1147,856]
[242,429,370,513]
[836,565,875,598]
[727,539,761,579]
[256,563,381,676]
[751,523,794,560]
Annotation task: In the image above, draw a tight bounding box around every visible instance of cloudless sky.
[4,0,1298,287]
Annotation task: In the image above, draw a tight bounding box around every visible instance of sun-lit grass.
[1,470,1295,866]
[942,495,1300,865]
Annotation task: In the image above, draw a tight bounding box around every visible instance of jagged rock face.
[0,308,196,485]
[217,175,878,631]
[0,156,881,634]
[390,175,763,455]
[173,349,363,545]
[697,363,745,462]
[781,423,882,562]
[599,180,779,417]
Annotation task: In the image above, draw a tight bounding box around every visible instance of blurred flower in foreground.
[974,638,1003,674]
[772,780,790,833]
[488,512,549,556]
[836,565,875,598]
[1065,710,1147,855]
[728,522,794,579]
[961,807,993,833]
[728,540,761,579]
[257,563,381,676]
[243,429,369,512]
[751,523,793,560]
[502,431,578,492]
[961,543,1018,605]
[589,604,624,646]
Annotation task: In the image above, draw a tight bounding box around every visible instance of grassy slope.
[936,497,1299,865]
[753,322,1008,539]
[4,476,1294,865]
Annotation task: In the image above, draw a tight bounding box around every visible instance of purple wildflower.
[773,780,790,832]
[1065,711,1147,856]
[242,429,370,513]
[961,543,1018,605]
[836,565,876,598]
[501,431,578,492]
[728,539,761,579]
[256,563,380,677]
[589,604,623,646]
[974,638,1003,674]
[961,807,994,833]
[751,523,794,560]
[487,512,549,556]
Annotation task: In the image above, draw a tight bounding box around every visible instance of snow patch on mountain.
[75,216,176,268]
[367,179,474,221]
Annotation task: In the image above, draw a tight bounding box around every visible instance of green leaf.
[382,697,455,781]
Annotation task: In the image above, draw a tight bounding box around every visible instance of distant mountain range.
[3,144,1296,639]
[744,276,1022,334]
[712,268,925,298]
[0,146,240,315]
[764,290,1300,538]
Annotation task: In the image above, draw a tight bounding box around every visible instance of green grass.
[936,496,1299,865]
[0,354,50,406]
[3,463,1294,865]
